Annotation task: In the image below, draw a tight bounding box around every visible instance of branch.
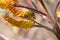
[53,1,60,35]
[30,0,37,9]
[14,1,60,39]
[22,16,60,39]
[54,1,60,19]
[39,0,48,13]
[31,19,60,39]
[39,0,55,23]
[14,4,47,16]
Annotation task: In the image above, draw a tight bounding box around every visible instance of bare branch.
[30,0,37,9]
[53,1,60,35]
[14,4,47,16]
[31,19,60,40]
[39,0,55,23]
[54,1,60,19]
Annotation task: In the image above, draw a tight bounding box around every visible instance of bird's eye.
[24,15,28,18]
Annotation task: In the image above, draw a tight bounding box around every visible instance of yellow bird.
[0,0,35,29]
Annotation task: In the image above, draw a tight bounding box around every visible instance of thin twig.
[53,1,60,35]
[22,16,60,39]
[54,1,60,19]
[39,0,48,13]
[31,19,60,40]
[14,4,47,16]
[30,0,37,9]
[39,0,55,23]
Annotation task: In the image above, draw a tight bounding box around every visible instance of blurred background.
[0,0,60,40]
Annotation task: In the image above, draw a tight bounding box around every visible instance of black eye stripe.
[24,15,28,18]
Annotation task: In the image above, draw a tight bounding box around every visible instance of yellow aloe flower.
[57,11,60,18]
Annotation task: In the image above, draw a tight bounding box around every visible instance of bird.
[0,0,35,30]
